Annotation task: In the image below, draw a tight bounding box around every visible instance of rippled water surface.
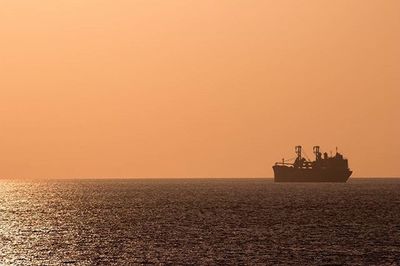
[1,178,400,265]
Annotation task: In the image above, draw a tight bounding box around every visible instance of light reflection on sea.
[0,178,400,265]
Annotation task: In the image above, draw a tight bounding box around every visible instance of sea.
[0,178,399,265]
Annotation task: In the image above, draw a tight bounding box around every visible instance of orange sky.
[0,1,399,178]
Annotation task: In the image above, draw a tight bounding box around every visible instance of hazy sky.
[0,1,399,178]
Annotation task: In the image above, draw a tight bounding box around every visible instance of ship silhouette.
[273,146,352,182]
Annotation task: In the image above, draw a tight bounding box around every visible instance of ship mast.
[295,146,302,160]
[313,146,321,161]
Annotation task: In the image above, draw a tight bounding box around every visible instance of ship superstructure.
[273,146,352,182]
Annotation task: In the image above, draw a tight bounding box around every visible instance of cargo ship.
[273,146,352,182]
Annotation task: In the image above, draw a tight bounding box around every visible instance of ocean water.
[0,178,399,265]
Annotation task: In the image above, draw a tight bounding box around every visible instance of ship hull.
[273,165,352,182]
